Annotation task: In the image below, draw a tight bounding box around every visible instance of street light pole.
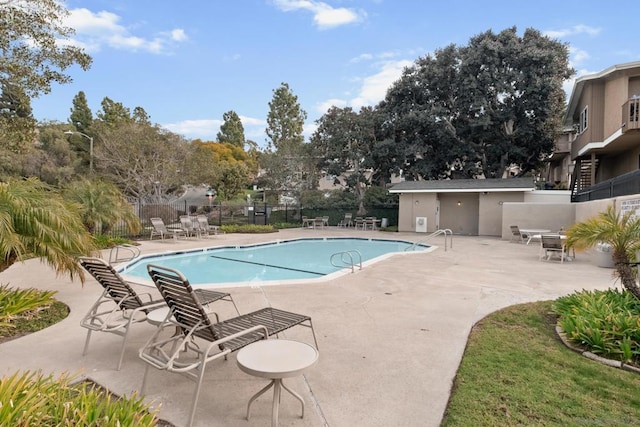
[64,130,94,173]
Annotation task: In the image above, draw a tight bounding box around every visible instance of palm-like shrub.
[566,205,640,300]
[63,179,141,235]
[0,371,158,426]
[0,178,96,277]
[0,285,56,327]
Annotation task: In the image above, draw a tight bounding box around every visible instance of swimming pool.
[119,237,432,288]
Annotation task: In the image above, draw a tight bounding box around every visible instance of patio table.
[237,339,319,427]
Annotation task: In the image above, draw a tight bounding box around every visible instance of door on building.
[438,193,479,235]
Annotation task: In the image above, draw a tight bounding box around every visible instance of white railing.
[330,250,363,273]
[406,229,453,251]
[108,244,141,264]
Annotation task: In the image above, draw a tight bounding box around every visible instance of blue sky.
[31,0,640,146]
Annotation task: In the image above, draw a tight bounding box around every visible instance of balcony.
[622,98,640,133]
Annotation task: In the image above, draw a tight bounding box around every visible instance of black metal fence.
[572,169,640,202]
[108,201,399,239]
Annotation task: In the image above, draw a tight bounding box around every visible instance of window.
[579,106,588,133]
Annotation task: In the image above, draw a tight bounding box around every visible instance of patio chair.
[301,216,313,228]
[510,225,525,243]
[540,234,568,263]
[149,217,186,241]
[140,264,318,427]
[180,215,201,238]
[196,214,220,237]
[78,257,236,370]
[338,213,353,228]
[364,216,378,230]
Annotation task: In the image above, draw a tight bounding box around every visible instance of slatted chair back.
[541,234,563,250]
[510,225,523,242]
[150,217,168,232]
[146,264,219,342]
[79,257,144,310]
[196,215,217,236]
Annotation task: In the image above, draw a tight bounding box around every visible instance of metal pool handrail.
[330,250,363,273]
[108,244,141,264]
[406,229,453,251]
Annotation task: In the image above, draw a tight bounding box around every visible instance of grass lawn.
[442,301,640,426]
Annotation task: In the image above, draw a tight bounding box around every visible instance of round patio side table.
[236,339,319,427]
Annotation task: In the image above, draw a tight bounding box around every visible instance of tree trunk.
[613,250,640,300]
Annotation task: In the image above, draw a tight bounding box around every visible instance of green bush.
[0,371,158,426]
[92,234,134,249]
[220,224,278,234]
[272,222,302,229]
[553,289,640,365]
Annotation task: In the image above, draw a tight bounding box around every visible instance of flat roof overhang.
[389,188,534,194]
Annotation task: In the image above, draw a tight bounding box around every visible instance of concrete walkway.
[0,230,618,427]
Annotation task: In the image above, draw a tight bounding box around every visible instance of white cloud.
[569,46,590,67]
[350,53,373,63]
[316,98,348,114]
[239,115,267,127]
[544,24,601,39]
[65,8,187,54]
[272,0,365,29]
[349,60,412,109]
[304,122,318,139]
[163,119,222,139]
[170,29,188,42]
[163,116,267,142]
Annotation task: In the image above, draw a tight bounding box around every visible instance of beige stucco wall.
[398,193,439,232]
[574,195,640,222]
[479,192,524,236]
[524,190,571,203]
[573,199,613,222]
[501,203,575,239]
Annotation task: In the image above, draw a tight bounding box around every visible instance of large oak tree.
[381,27,573,179]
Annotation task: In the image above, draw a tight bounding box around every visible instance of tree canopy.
[217,110,245,147]
[380,27,573,180]
[69,91,93,133]
[311,106,384,212]
[265,82,307,151]
[0,0,92,98]
[261,82,312,200]
[91,121,189,202]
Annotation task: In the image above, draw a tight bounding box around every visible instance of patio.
[0,229,617,427]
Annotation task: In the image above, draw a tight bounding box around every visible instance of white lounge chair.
[140,264,318,427]
[149,217,186,241]
[78,257,236,370]
[196,214,220,237]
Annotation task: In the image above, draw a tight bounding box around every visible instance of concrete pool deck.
[0,229,619,427]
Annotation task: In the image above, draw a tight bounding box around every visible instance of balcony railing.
[572,169,640,202]
[622,98,640,133]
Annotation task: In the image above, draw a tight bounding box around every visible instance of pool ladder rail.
[330,250,363,273]
[406,229,453,252]
[108,244,142,265]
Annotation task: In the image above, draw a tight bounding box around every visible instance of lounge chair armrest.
[203,324,270,354]
[136,292,165,305]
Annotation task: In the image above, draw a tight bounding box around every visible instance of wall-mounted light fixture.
[457,201,462,206]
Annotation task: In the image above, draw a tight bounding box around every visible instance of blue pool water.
[120,237,430,287]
